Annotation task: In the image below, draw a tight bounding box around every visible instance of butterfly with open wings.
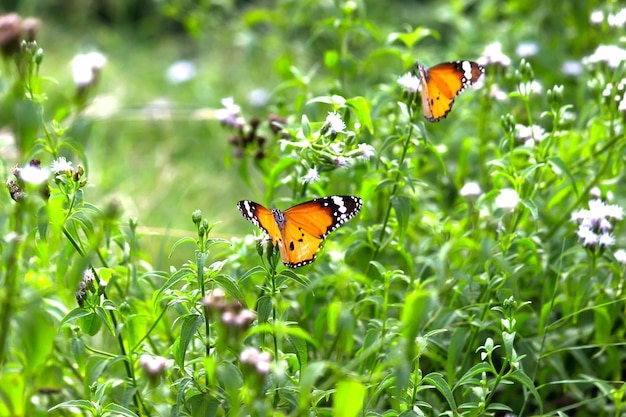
[416,60,485,122]
[237,195,363,268]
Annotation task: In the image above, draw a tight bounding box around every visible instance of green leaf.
[334,379,366,417]
[48,399,95,414]
[454,362,493,389]
[346,96,374,134]
[173,313,203,368]
[508,370,543,413]
[391,195,412,241]
[422,373,456,411]
[0,369,25,416]
[286,333,309,371]
[298,362,329,410]
[155,268,193,306]
[169,237,197,257]
[61,308,93,326]
[102,403,139,417]
[214,274,244,300]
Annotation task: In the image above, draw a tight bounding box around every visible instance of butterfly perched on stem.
[416,60,485,122]
[237,196,363,268]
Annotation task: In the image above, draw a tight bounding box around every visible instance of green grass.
[1,0,626,416]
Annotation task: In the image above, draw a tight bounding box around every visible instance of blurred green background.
[1,0,603,259]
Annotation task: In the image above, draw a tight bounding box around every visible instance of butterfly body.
[417,60,484,122]
[237,195,363,268]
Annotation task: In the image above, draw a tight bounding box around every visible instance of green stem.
[0,205,24,364]
[365,121,415,274]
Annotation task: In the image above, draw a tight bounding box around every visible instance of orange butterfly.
[416,60,485,122]
[237,196,363,268]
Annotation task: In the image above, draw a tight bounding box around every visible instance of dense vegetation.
[1,1,625,416]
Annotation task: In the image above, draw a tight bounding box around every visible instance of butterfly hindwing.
[236,196,363,268]
[417,60,484,122]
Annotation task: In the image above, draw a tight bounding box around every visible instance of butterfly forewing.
[417,60,484,122]
[236,201,282,246]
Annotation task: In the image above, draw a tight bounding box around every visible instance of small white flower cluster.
[324,111,346,135]
[514,124,547,147]
[571,199,624,249]
[495,188,520,211]
[584,45,626,69]
[240,347,272,375]
[590,8,626,26]
[397,72,421,93]
[478,42,511,67]
[139,355,168,376]
[216,97,245,129]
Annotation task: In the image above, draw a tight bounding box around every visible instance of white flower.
[599,232,616,247]
[590,10,604,24]
[325,111,346,135]
[248,88,270,107]
[619,96,626,113]
[139,355,168,375]
[71,52,106,87]
[301,167,320,184]
[488,84,508,102]
[608,8,626,27]
[19,164,49,185]
[328,143,343,154]
[398,72,421,93]
[216,97,244,128]
[518,80,543,96]
[240,347,271,375]
[614,249,626,264]
[516,42,539,58]
[51,157,73,174]
[515,124,546,146]
[590,186,602,198]
[459,182,482,197]
[357,143,375,160]
[478,42,511,67]
[165,60,196,84]
[495,188,519,211]
[585,45,626,68]
[577,225,599,247]
[333,155,350,168]
[561,60,583,76]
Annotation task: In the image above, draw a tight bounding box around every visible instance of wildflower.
[590,10,604,24]
[518,80,542,96]
[572,199,623,248]
[495,188,519,211]
[599,233,615,247]
[614,249,626,264]
[328,142,343,154]
[488,84,508,101]
[51,156,73,175]
[71,52,106,87]
[0,13,22,57]
[576,226,598,247]
[608,8,626,26]
[301,167,320,184]
[165,60,196,84]
[18,163,49,184]
[83,269,96,293]
[397,72,421,93]
[584,45,626,68]
[514,124,547,147]
[561,60,583,76]
[478,42,511,67]
[139,355,168,377]
[216,97,244,128]
[248,88,269,107]
[516,42,539,58]
[459,182,482,197]
[619,96,626,113]
[357,143,375,160]
[333,155,350,168]
[590,186,602,198]
[325,111,346,135]
[240,347,272,375]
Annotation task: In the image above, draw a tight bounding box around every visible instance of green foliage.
[1,1,626,417]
